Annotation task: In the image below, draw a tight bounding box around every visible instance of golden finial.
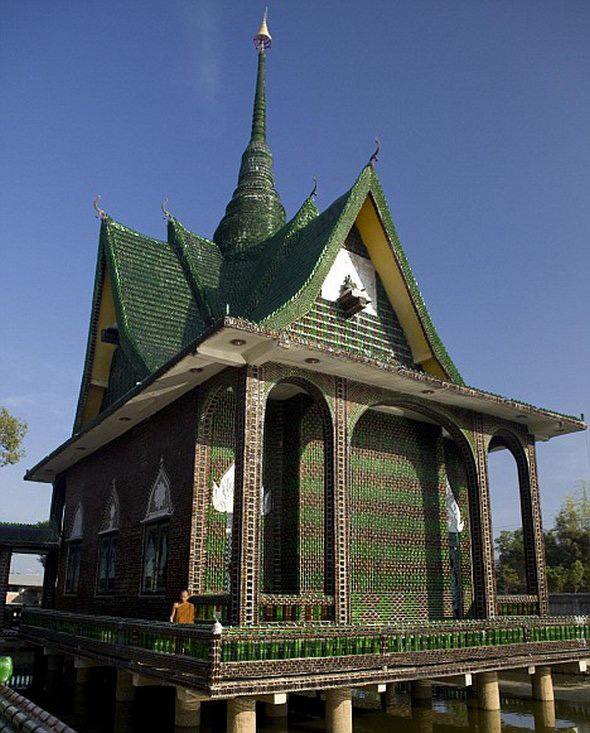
[254,7,272,51]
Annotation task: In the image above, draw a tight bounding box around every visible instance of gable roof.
[73,166,464,432]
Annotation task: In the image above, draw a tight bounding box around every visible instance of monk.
[169,590,195,624]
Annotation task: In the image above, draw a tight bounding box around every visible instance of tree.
[495,484,590,594]
[0,407,28,467]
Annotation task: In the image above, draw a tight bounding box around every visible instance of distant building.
[6,574,43,606]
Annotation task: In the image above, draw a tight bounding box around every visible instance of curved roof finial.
[368,137,381,168]
[254,7,272,51]
[93,195,107,220]
[161,198,172,220]
[310,177,318,198]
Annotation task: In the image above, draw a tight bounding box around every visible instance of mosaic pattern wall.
[203,387,236,594]
[286,227,416,368]
[349,410,469,623]
[261,394,327,594]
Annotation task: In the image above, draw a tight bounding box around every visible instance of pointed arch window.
[96,483,120,595]
[141,460,172,594]
[65,503,83,595]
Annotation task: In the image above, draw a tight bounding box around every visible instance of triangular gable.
[256,167,463,385]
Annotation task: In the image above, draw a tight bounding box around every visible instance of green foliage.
[496,484,590,594]
[0,406,28,467]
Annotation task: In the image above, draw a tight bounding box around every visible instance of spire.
[213,9,285,255]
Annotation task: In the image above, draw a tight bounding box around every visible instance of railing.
[192,595,229,622]
[20,608,590,677]
[219,616,590,663]
[496,595,539,617]
[21,608,215,662]
[259,594,335,623]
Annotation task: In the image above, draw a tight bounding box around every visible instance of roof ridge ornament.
[93,195,107,220]
[310,177,318,198]
[368,137,381,168]
[161,198,172,221]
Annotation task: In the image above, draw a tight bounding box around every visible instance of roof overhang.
[25,318,586,483]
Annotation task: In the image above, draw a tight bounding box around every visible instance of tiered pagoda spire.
[213,10,286,254]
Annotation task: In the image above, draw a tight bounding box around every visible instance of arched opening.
[488,432,532,598]
[260,379,334,619]
[349,403,480,624]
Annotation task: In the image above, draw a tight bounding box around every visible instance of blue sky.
[1,1,589,573]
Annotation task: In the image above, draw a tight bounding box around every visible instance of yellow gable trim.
[355,196,447,380]
[79,267,118,428]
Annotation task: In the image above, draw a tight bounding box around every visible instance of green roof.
[73,166,463,432]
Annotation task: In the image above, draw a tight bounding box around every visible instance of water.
[6,649,590,733]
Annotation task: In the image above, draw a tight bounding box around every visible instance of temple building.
[4,11,588,733]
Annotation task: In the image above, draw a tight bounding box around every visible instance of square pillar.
[333,377,350,624]
[525,438,549,615]
[325,688,352,733]
[410,680,432,706]
[230,366,264,626]
[227,697,256,733]
[476,672,500,711]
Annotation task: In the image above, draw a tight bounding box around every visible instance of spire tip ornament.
[254,7,271,51]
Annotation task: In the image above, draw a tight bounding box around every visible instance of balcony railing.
[259,594,335,623]
[496,595,539,617]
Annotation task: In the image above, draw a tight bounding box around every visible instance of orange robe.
[172,601,195,623]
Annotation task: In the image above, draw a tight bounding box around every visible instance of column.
[473,414,497,618]
[325,688,352,733]
[227,697,256,733]
[175,688,201,728]
[526,438,549,615]
[116,670,135,703]
[531,666,554,702]
[0,548,11,630]
[333,376,350,624]
[533,700,556,730]
[230,366,264,626]
[410,680,432,706]
[476,672,500,711]
[43,476,65,609]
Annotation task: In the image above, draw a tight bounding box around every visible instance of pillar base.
[227,697,256,733]
[325,688,352,733]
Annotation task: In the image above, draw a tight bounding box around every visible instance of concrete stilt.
[476,672,500,711]
[533,700,556,731]
[531,666,554,702]
[227,697,256,733]
[410,680,432,706]
[325,688,352,733]
[265,702,288,718]
[116,670,135,703]
[384,683,396,712]
[175,688,201,728]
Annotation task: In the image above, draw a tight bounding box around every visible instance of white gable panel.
[321,249,377,316]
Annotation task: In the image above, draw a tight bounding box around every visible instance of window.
[97,533,118,594]
[142,520,169,594]
[65,540,82,594]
